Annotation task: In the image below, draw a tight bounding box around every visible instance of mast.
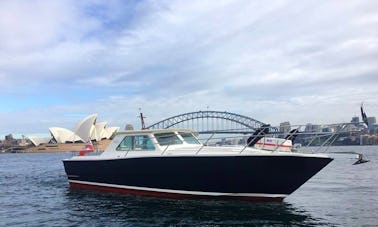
[139,108,146,130]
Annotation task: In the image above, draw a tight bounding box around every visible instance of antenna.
[139,108,146,130]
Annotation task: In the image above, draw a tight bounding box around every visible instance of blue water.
[0,146,377,226]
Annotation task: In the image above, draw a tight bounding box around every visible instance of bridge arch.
[146,110,271,133]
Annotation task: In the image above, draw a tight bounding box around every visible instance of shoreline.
[1,139,111,154]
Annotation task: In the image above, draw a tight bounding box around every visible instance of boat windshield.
[154,132,183,146]
[178,132,200,144]
[116,135,155,151]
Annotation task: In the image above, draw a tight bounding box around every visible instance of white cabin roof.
[115,128,197,135]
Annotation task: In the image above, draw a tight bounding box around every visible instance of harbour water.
[0,146,377,226]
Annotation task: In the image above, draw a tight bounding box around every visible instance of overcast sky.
[1,0,378,137]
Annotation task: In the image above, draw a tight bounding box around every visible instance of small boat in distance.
[353,153,369,165]
[63,128,333,201]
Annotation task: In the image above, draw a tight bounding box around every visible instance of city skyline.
[1,110,375,140]
[1,0,378,137]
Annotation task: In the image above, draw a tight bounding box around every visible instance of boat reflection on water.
[65,189,330,226]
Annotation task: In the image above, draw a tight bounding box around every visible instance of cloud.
[1,0,378,136]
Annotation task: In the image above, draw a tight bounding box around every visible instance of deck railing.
[194,122,363,154]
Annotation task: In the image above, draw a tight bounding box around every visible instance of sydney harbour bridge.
[145,110,278,134]
[143,110,355,147]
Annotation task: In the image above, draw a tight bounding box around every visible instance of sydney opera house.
[27,114,119,152]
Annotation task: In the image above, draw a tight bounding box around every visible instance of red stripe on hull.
[68,182,284,202]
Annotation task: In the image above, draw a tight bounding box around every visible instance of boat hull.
[63,155,332,201]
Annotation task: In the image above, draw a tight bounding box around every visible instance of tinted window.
[134,135,155,150]
[117,136,133,151]
[154,132,183,146]
[179,132,200,144]
[116,135,155,151]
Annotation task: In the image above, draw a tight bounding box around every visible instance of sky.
[1,0,378,138]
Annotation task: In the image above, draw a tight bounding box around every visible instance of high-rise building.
[367,117,377,134]
[351,116,359,125]
[305,123,321,133]
[5,134,13,141]
[279,121,291,134]
[367,117,376,125]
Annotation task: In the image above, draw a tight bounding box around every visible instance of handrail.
[318,123,347,153]
[239,127,271,154]
[272,129,300,152]
[195,133,215,155]
[112,122,366,156]
[124,149,131,158]
[161,143,170,155]
[190,122,363,154]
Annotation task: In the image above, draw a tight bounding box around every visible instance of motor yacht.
[63,128,332,201]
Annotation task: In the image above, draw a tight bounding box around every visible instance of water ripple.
[0,147,377,226]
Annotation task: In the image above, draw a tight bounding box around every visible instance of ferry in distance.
[63,127,332,201]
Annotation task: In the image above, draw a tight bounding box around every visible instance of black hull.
[63,155,332,201]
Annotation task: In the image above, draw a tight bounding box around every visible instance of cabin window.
[116,135,155,151]
[179,132,200,144]
[154,132,183,146]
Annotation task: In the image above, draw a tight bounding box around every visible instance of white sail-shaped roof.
[49,127,83,143]
[103,127,120,139]
[31,114,119,145]
[91,121,107,141]
[28,137,51,146]
[74,114,97,142]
